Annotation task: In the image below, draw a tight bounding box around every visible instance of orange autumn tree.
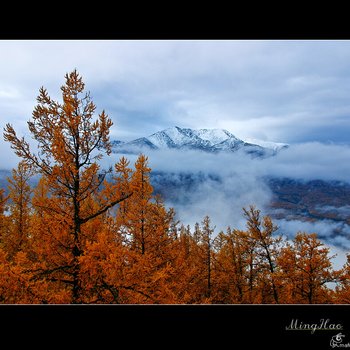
[169,217,219,304]
[213,228,256,303]
[278,232,337,303]
[2,161,33,260]
[188,216,216,303]
[79,155,179,303]
[3,70,131,303]
[170,222,222,304]
[335,254,350,303]
[242,206,282,303]
[113,155,178,303]
[175,222,207,303]
[0,163,44,303]
[0,170,48,303]
[171,224,197,303]
[210,207,284,304]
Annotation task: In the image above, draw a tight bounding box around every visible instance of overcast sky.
[1,40,350,148]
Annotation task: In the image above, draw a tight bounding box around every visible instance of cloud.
[0,86,21,99]
[107,148,271,230]
[263,142,350,182]
[109,141,349,222]
[0,141,20,171]
[328,245,348,271]
[162,170,271,232]
[112,141,350,186]
[316,205,350,218]
[274,218,350,247]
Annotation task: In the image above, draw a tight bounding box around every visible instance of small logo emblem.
[330,333,349,348]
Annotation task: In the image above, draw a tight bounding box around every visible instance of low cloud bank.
[275,218,350,249]
[263,142,350,183]
[109,141,350,183]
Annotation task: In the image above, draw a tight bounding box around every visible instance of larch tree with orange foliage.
[170,224,195,302]
[278,232,337,304]
[243,206,282,303]
[213,228,253,303]
[177,217,216,303]
[112,155,178,303]
[335,254,350,303]
[3,70,132,303]
[0,171,48,303]
[80,155,179,303]
[2,161,33,260]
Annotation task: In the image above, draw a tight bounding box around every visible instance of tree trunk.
[72,144,82,303]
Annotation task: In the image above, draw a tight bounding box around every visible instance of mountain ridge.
[111,126,288,157]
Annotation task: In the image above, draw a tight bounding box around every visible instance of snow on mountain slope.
[111,126,287,157]
[148,130,177,148]
[147,127,200,148]
[193,128,238,145]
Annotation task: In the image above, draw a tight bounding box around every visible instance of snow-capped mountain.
[111,126,288,157]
